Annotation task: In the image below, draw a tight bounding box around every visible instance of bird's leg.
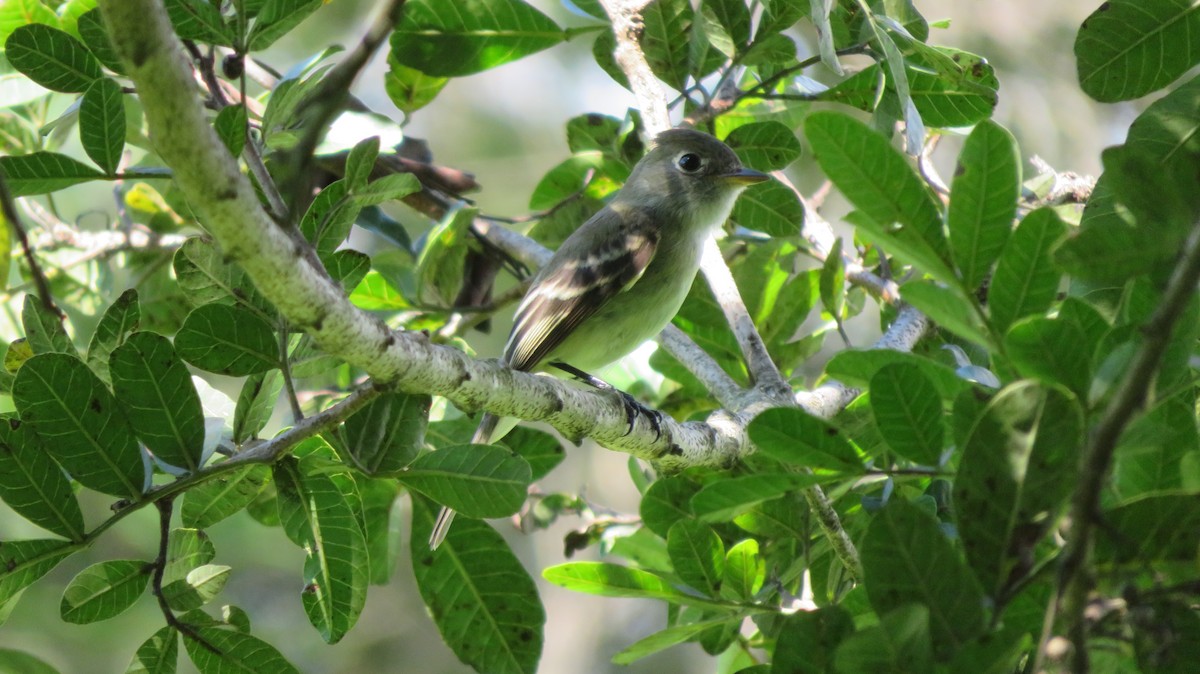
[549,361,663,439]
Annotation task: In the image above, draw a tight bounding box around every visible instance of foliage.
[0,0,1197,673]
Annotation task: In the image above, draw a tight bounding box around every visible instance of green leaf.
[111,332,204,472]
[351,172,421,207]
[79,77,124,174]
[0,539,76,606]
[640,0,693,91]
[13,353,144,498]
[820,237,846,322]
[748,407,862,472]
[213,104,247,157]
[834,604,933,674]
[77,9,123,75]
[870,363,945,465]
[720,539,763,602]
[85,288,140,386]
[690,473,823,523]
[863,498,984,659]
[181,463,270,530]
[953,381,1082,598]
[343,136,379,192]
[176,303,278,376]
[1094,495,1200,563]
[947,119,1021,291]
[0,0,59,43]
[640,476,701,537]
[771,607,855,674]
[232,371,282,444]
[398,444,531,518]
[298,180,360,257]
[730,179,805,237]
[666,520,724,596]
[163,0,231,45]
[163,564,230,612]
[1004,299,1108,400]
[183,628,300,674]
[60,559,150,624]
[415,205,474,306]
[21,294,73,355]
[344,392,430,475]
[172,237,271,315]
[4,23,99,92]
[499,427,565,482]
[612,617,738,665]
[543,561,711,605]
[528,152,624,211]
[988,208,1066,334]
[565,113,622,156]
[0,648,62,674]
[825,349,973,400]
[0,151,105,196]
[723,121,801,171]
[358,477,401,586]
[273,458,368,644]
[126,626,179,674]
[901,279,993,348]
[1075,0,1200,102]
[384,54,448,115]
[411,496,544,674]
[1113,391,1200,501]
[247,0,323,50]
[389,0,566,77]
[805,111,951,279]
[0,418,85,541]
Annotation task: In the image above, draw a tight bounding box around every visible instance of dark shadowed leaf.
[111,332,205,471]
[399,444,530,518]
[1075,0,1200,102]
[60,559,150,624]
[0,418,85,541]
[175,304,278,376]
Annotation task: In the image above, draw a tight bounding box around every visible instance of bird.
[429,128,768,548]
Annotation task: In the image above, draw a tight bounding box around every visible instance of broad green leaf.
[724,121,801,171]
[351,173,421,207]
[640,476,701,537]
[0,539,76,606]
[770,607,854,674]
[4,23,99,92]
[834,604,933,674]
[126,626,178,674]
[77,9,122,74]
[690,473,823,522]
[988,208,1066,334]
[1075,0,1200,102]
[720,539,763,602]
[611,617,738,665]
[415,205,474,306]
[732,494,806,539]
[344,391,430,475]
[389,0,566,77]
[13,353,144,498]
[543,561,717,605]
[1113,391,1200,501]
[349,270,410,311]
[757,0,806,39]
[0,648,62,674]
[21,294,73,355]
[358,477,401,585]
[825,349,973,400]
[499,427,564,481]
[273,458,368,643]
[213,104,246,157]
[181,464,270,529]
[667,520,724,596]
[86,288,140,386]
[163,0,231,45]
[870,363,945,465]
[384,55,447,115]
[0,151,105,196]
[0,418,85,540]
[528,152,624,211]
[1094,495,1200,563]
[398,444,530,518]
[175,304,278,376]
[298,180,360,257]
[232,371,282,444]
[806,111,951,280]
[730,179,804,237]
[183,628,300,674]
[325,249,370,293]
[1004,299,1109,400]
[640,0,693,91]
[0,0,59,43]
[111,332,204,471]
[343,136,379,191]
[79,77,124,173]
[172,237,271,316]
[163,564,230,612]
[947,120,1021,290]
[565,113,622,156]
[60,559,150,624]
[901,279,993,348]
[411,497,544,674]
[247,0,323,50]
[163,528,215,582]
[953,381,1081,598]
[748,407,862,472]
[820,237,845,322]
[862,498,984,659]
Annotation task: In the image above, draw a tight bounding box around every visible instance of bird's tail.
[428,413,500,549]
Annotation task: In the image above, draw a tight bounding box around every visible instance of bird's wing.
[504,207,658,371]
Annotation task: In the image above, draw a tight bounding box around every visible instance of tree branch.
[0,171,60,316]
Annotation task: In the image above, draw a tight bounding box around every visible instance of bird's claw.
[619,391,663,441]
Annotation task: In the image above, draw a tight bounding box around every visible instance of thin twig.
[0,171,60,316]
[279,321,304,421]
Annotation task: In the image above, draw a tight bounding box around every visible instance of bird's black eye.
[677,153,704,173]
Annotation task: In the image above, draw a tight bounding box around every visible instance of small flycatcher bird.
[430,128,768,548]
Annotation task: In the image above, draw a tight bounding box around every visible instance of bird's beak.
[722,167,770,185]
